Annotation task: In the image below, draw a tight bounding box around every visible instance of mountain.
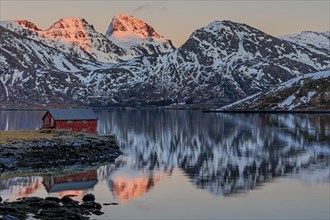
[0,15,174,63]
[1,18,329,108]
[0,18,130,63]
[0,26,111,108]
[90,20,329,107]
[220,69,330,110]
[105,13,175,57]
[281,31,330,55]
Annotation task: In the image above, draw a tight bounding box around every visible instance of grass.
[0,130,58,143]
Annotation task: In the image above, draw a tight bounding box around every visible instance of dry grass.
[0,130,57,143]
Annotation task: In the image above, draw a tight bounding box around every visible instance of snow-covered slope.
[0,26,103,72]
[220,69,330,110]
[106,13,175,57]
[0,15,175,62]
[1,19,329,108]
[91,20,329,107]
[0,26,111,107]
[0,18,127,63]
[281,31,330,55]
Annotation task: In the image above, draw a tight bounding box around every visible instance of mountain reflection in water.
[97,110,330,196]
[0,110,329,202]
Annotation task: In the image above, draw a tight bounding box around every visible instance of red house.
[41,109,98,133]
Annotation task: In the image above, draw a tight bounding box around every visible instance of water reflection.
[0,176,43,197]
[97,110,330,196]
[42,169,98,200]
[0,110,329,200]
[0,110,44,130]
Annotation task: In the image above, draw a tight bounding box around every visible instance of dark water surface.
[0,109,329,219]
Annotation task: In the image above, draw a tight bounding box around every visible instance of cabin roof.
[44,109,97,120]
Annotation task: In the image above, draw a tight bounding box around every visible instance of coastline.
[202,110,330,114]
[0,130,122,173]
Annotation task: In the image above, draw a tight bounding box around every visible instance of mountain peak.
[204,20,255,32]
[105,13,175,55]
[48,17,91,31]
[118,13,131,19]
[105,13,165,40]
[9,19,40,31]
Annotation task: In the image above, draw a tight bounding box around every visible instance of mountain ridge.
[220,69,330,111]
[0,16,329,109]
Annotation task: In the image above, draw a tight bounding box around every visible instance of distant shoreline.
[203,110,330,114]
[1,108,330,113]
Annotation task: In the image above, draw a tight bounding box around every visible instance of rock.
[82,194,95,202]
[39,129,51,134]
[80,201,102,210]
[72,142,81,148]
[64,200,80,208]
[41,200,61,208]
[0,195,105,219]
[54,130,72,136]
[103,203,111,206]
[0,133,122,173]
[24,196,44,203]
[2,215,19,220]
[45,196,61,203]
[90,210,104,215]
[110,202,119,205]
[61,195,74,204]
[0,196,2,203]
[0,205,18,212]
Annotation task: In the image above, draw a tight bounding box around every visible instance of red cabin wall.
[54,120,97,133]
[42,112,54,129]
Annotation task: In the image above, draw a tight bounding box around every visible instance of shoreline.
[0,130,122,219]
[0,130,122,173]
[0,194,117,219]
[203,110,330,114]
[1,107,330,113]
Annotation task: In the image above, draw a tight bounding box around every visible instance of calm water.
[0,109,329,219]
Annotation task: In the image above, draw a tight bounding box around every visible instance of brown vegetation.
[0,130,58,143]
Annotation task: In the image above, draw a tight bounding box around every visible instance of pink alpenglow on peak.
[13,20,41,31]
[0,18,125,63]
[105,13,175,55]
[106,13,163,40]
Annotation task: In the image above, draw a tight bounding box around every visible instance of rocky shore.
[0,130,122,172]
[0,194,118,220]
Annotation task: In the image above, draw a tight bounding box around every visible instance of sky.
[0,0,329,47]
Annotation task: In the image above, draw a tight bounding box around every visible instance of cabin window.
[67,120,72,124]
[82,120,87,124]
[51,118,54,126]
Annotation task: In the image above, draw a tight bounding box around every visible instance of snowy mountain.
[1,18,329,108]
[0,18,128,62]
[90,20,329,107]
[106,13,175,57]
[281,31,330,55]
[0,15,174,62]
[220,69,330,110]
[0,26,111,107]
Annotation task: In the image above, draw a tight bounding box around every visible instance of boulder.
[82,194,95,202]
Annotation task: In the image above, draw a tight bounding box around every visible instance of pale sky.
[1,0,329,47]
